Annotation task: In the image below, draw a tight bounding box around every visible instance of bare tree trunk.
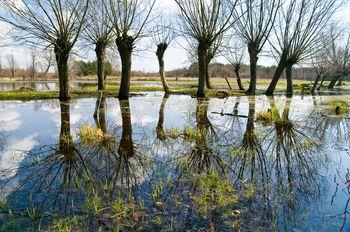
[11,69,15,80]
[336,77,343,86]
[265,58,287,96]
[286,63,293,95]
[318,76,326,90]
[205,61,213,89]
[95,43,106,91]
[156,43,170,93]
[247,46,258,94]
[42,66,51,80]
[55,50,70,101]
[116,37,134,100]
[311,74,321,95]
[197,45,207,98]
[234,64,244,91]
[328,76,340,89]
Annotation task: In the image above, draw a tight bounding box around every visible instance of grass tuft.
[256,107,280,126]
[78,124,105,146]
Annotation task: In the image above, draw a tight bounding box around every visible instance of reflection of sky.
[0,93,349,229]
[0,110,22,132]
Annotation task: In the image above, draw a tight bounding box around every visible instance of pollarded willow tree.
[310,47,330,95]
[234,0,282,94]
[107,0,156,100]
[205,35,224,89]
[309,29,334,94]
[265,0,344,96]
[82,0,114,91]
[175,0,237,97]
[224,38,246,90]
[184,35,224,90]
[153,17,174,93]
[0,0,89,100]
[327,30,350,89]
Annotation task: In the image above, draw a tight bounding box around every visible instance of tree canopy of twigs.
[153,16,174,93]
[0,0,89,100]
[6,53,16,80]
[174,0,237,97]
[224,38,246,90]
[234,0,282,94]
[327,29,350,88]
[82,0,114,91]
[265,0,345,96]
[107,0,156,100]
[309,27,336,94]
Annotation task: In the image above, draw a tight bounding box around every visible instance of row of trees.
[0,0,348,100]
[310,27,350,93]
[176,0,347,96]
[0,51,54,80]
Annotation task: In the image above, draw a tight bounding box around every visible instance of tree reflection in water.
[310,96,350,148]
[0,132,6,152]
[223,96,328,230]
[156,93,170,141]
[235,96,266,184]
[187,98,223,173]
[93,91,107,134]
[170,98,236,231]
[1,100,90,215]
[0,95,338,231]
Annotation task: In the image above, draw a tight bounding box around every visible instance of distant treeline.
[0,68,44,80]
[0,60,347,82]
[73,60,117,77]
[136,62,329,81]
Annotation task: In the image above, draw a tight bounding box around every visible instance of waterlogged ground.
[0,92,350,231]
[0,81,88,91]
[0,81,185,91]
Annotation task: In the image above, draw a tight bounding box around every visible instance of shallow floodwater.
[0,92,350,231]
[0,81,90,91]
[0,81,193,91]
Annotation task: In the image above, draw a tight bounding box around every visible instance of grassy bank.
[0,80,313,101]
[0,86,164,101]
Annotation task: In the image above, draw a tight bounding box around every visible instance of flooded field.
[0,81,194,92]
[0,82,88,91]
[0,92,350,231]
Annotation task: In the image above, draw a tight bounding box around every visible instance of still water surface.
[0,92,350,231]
[0,81,185,91]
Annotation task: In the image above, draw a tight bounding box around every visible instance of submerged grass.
[78,124,105,146]
[165,128,181,139]
[78,124,116,151]
[323,100,350,115]
[194,170,238,214]
[256,107,280,126]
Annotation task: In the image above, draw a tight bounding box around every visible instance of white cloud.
[0,134,38,178]
[0,111,22,132]
[0,134,38,199]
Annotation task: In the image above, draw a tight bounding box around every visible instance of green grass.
[0,85,164,101]
[322,100,350,115]
[0,79,309,101]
